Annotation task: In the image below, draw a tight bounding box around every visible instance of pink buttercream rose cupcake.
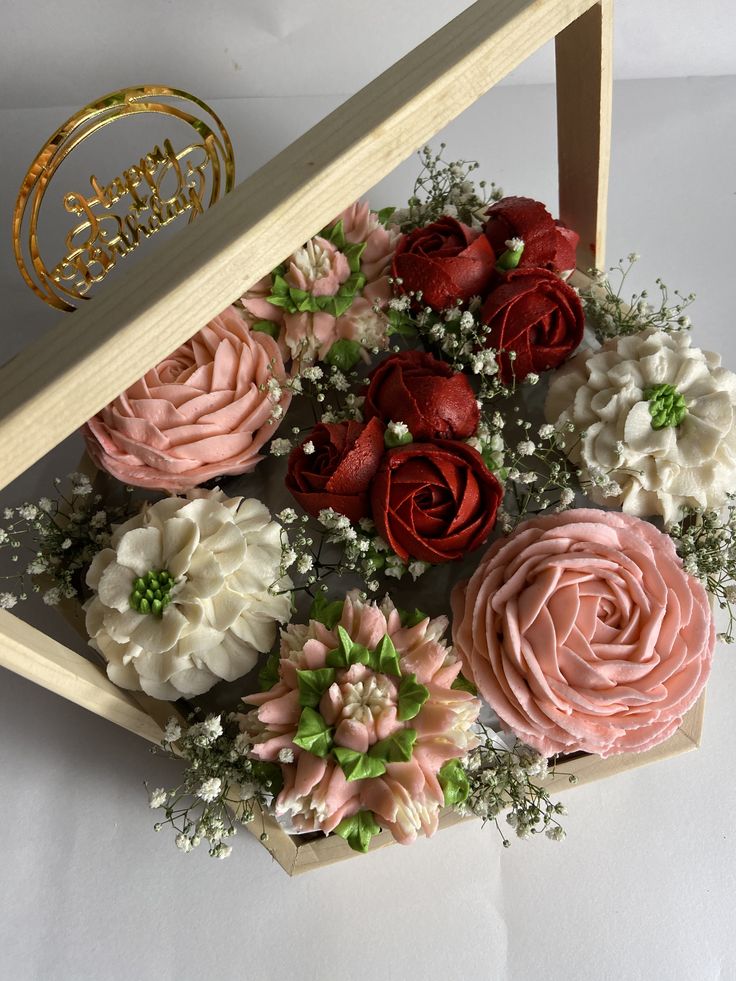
[451,509,714,758]
[83,306,291,491]
[242,590,480,847]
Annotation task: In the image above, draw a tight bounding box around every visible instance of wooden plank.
[0,0,599,493]
[555,0,613,271]
[0,608,170,743]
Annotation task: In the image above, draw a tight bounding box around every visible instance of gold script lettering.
[49,137,218,297]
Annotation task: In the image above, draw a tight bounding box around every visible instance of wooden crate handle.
[556,0,613,271]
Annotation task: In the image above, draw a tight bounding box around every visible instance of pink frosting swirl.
[83,306,291,491]
[451,509,714,758]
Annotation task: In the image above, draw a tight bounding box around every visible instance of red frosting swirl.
[391,216,496,310]
[480,268,584,384]
[286,418,385,522]
[364,351,479,440]
[371,441,502,564]
[483,196,579,274]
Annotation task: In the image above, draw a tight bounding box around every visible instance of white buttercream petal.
[86,549,115,590]
[161,516,200,579]
[103,606,146,644]
[233,498,272,534]
[623,402,675,455]
[183,547,225,598]
[176,622,226,658]
[106,659,144,692]
[202,588,248,631]
[198,637,258,681]
[130,605,189,654]
[115,527,163,576]
[230,611,281,652]
[200,520,246,576]
[97,562,136,612]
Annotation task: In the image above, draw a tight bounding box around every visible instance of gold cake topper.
[13,86,235,311]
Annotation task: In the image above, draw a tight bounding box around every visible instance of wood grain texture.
[0,609,169,743]
[0,0,599,493]
[555,0,613,270]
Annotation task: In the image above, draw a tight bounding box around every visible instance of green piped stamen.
[644,382,687,430]
[130,569,175,616]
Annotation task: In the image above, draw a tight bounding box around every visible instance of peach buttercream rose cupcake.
[83,306,291,491]
[451,509,714,758]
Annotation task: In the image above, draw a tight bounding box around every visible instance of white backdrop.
[1,0,736,110]
[2,3,736,980]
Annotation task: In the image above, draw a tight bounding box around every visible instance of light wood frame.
[1,0,698,876]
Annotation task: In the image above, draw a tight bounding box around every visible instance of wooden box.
[0,0,705,875]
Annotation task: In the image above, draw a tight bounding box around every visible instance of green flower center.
[129,569,175,617]
[644,383,687,430]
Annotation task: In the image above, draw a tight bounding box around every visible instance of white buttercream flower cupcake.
[85,489,293,699]
[545,327,736,524]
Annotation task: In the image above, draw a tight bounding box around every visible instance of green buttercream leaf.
[451,673,478,695]
[251,320,280,339]
[333,810,382,853]
[325,293,356,318]
[343,241,367,273]
[322,219,346,249]
[438,758,470,806]
[308,593,344,630]
[326,625,374,668]
[334,747,387,781]
[368,727,417,763]
[386,307,417,338]
[292,707,334,757]
[250,760,284,797]
[325,646,348,669]
[264,294,291,309]
[258,651,281,691]
[270,274,289,296]
[374,634,401,676]
[376,206,396,226]
[496,243,524,271]
[325,339,363,373]
[399,607,428,628]
[296,667,336,708]
[397,673,430,721]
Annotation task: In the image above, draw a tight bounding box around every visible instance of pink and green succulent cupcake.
[241,589,480,852]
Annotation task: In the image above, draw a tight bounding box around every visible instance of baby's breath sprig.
[0,471,134,610]
[393,144,502,232]
[668,501,736,643]
[272,507,426,598]
[582,253,695,343]
[458,724,572,846]
[470,410,580,531]
[147,713,280,858]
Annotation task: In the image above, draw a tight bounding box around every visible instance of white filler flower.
[85,489,293,699]
[546,327,736,524]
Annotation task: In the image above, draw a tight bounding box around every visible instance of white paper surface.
[1,76,736,981]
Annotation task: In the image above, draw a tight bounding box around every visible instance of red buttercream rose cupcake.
[371,441,502,563]
[364,350,479,441]
[391,216,495,310]
[286,418,385,522]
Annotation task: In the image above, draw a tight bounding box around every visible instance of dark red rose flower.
[286,417,385,522]
[371,441,502,564]
[483,196,579,274]
[480,268,584,384]
[392,216,496,310]
[364,350,479,441]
